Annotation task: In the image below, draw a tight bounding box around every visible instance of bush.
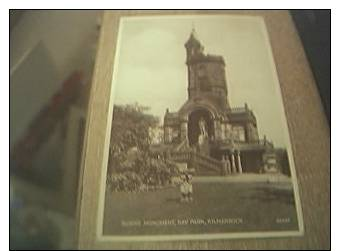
[107,156,176,192]
[108,172,143,192]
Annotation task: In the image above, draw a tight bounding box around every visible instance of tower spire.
[191,22,196,36]
[185,25,204,63]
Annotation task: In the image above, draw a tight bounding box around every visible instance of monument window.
[197,64,206,77]
[233,126,246,141]
[198,76,211,91]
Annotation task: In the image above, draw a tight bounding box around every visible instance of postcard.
[96,15,304,241]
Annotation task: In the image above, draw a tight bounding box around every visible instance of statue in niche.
[198,117,208,144]
[198,117,210,155]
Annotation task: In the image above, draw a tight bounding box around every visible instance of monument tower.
[159,29,280,175]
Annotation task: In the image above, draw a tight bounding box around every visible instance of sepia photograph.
[97,15,304,241]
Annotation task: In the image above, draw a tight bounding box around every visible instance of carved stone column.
[231,152,236,173]
[221,122,225,140]
[237,151,243,173]
[226,154,232,174]
[213,119,219,140]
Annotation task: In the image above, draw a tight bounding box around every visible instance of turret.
[185,29,204,63]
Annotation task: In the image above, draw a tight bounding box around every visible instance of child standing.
[180,173,193,202]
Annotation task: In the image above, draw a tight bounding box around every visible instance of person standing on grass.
[186,173,193,202]
[180,173,193,203]
[180,173,187,202]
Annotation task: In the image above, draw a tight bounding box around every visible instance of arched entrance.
[188,108,214,147]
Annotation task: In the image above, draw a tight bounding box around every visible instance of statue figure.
[198,117,208,145]
[226,157,231,174]
[197,117,210,155]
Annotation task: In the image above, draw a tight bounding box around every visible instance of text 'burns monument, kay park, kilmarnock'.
[151,29,290,176]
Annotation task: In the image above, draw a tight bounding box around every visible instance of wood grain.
[77,10,330,249]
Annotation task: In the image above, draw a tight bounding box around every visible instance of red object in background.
[11,71,84,170]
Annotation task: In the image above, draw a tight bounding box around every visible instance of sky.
[112,15,290,147]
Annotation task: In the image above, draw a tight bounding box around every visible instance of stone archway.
[188,108,214,147]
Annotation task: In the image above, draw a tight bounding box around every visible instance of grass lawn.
[102,177,299,236]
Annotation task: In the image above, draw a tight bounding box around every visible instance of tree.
[107,104,158,173]
[107,104,174,192]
